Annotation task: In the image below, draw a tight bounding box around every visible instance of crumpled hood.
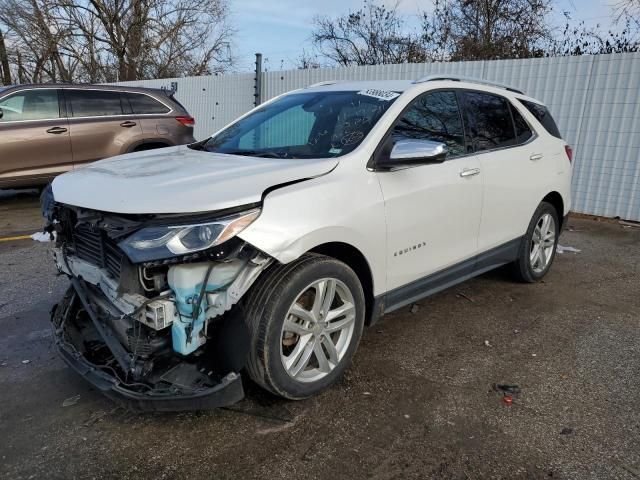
[52,146,339,214]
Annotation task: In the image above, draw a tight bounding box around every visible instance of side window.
[510,103,533,144]
[0,89,59,122]
[127,93,171,114]
[518,99,562,139]
[461,91,515,151]
[67,90,124,117]
[393,90,465,158]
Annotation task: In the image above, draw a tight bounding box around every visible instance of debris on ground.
[31,231,57,243]
[513,329,520,334]
[493,384,521,394]
[493,384,521,406]
[363,392,371,396]
[410,304,420,314]
[21,359,30,364]
[484,340,492,347]
[456,292,475,303]
[62,395,81,407]
[560,427,574,435]
[403,414,410,419]
[619,220,640,229]
[557,244,581,254]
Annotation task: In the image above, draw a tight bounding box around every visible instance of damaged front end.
[46,200,272,411]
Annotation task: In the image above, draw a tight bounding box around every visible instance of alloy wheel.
[530,212,556,273]
[280,278,356,383]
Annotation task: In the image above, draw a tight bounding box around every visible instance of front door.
[0,88,72,186]
[376,90,483,293]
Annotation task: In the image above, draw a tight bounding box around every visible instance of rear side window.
[127,93,171,114]
[393,90,465,158]
[518,99,562,139]
[67,90,124,117]
[460,91,515,151]
[0,89,59,121]
[510,103,533,144]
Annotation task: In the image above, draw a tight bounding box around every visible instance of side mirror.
[0,107,3,120]
[377,138,448,170]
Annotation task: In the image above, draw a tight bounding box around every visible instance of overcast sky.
[229,0,618,72]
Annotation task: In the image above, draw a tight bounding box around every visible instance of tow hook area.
[51,281,245,412]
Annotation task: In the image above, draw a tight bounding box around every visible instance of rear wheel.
[513,201,559,282]
[243,254,365,399]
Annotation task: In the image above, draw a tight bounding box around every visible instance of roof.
[300,77,542,105]
[0,83,172,97]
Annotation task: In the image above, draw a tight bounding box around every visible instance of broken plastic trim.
[52,284,245,411]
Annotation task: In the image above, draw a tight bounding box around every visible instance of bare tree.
[0,0,234,83]
[422,0,554,61]
[310,0,428,66]
[0,28,11,84]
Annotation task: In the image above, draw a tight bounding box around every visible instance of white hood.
[52,146,339,214]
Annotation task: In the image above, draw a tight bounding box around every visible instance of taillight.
[175,116,195,127]
[565,145,573,163]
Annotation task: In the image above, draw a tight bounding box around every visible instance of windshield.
[203,90,399,159]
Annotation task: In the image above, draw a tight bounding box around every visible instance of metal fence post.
[254,53,263,106]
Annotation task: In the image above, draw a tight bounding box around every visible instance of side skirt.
[370,237,523,323]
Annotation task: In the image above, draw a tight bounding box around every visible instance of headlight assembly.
[119,208,260,262]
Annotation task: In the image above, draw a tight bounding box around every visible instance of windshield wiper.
[220,149,289,159]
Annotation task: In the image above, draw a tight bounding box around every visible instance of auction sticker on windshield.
[357,89,400,101]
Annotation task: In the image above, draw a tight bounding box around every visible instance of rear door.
[458,90,551,253]
[63,89,144,166]
[376,90,483,292]
[0,88,72,186]
[125,91,188,145]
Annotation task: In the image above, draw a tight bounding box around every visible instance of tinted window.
[393,91,465,158]
[67,90,124,117]
[0,89,59,122]
[518,99,562,139]
[204,91,397,159]
[461,91,515,151]
[127,93,170,114]
[510,103,533,144]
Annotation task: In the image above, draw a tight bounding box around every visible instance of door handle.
[120,121,137,128]
[46,126,67,134]
[459,168,481,178]
[530,153,544,161]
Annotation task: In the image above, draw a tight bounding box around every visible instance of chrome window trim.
[0,86,174,124]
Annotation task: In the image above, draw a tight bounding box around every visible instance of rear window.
[460,91,516,151]
[127,93,171,114]
[518,99,562,139]
[67,90,124,117]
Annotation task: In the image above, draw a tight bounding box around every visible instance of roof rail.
[413,75,524,94]
[306,80,343,88]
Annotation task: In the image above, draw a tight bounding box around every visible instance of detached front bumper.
[51,281,245,412]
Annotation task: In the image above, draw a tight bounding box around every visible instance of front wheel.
[243,254,365,399]
[513,201,560,282]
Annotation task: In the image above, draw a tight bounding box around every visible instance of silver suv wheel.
[280,278,356,383]
[530,212,556,273]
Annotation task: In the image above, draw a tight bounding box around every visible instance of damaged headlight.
[119,208,260,262]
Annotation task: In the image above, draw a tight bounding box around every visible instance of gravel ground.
[0,213,639,480]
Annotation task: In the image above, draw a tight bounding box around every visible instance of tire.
[243,253,365,399]
[513,201,560,283]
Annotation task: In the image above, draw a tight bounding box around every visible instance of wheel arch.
[126,139,174,153]
[308,242,377,326]
[541,191,565,228]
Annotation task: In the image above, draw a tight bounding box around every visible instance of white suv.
[45,76,572,410]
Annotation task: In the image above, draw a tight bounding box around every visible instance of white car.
[45,76,572,410]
